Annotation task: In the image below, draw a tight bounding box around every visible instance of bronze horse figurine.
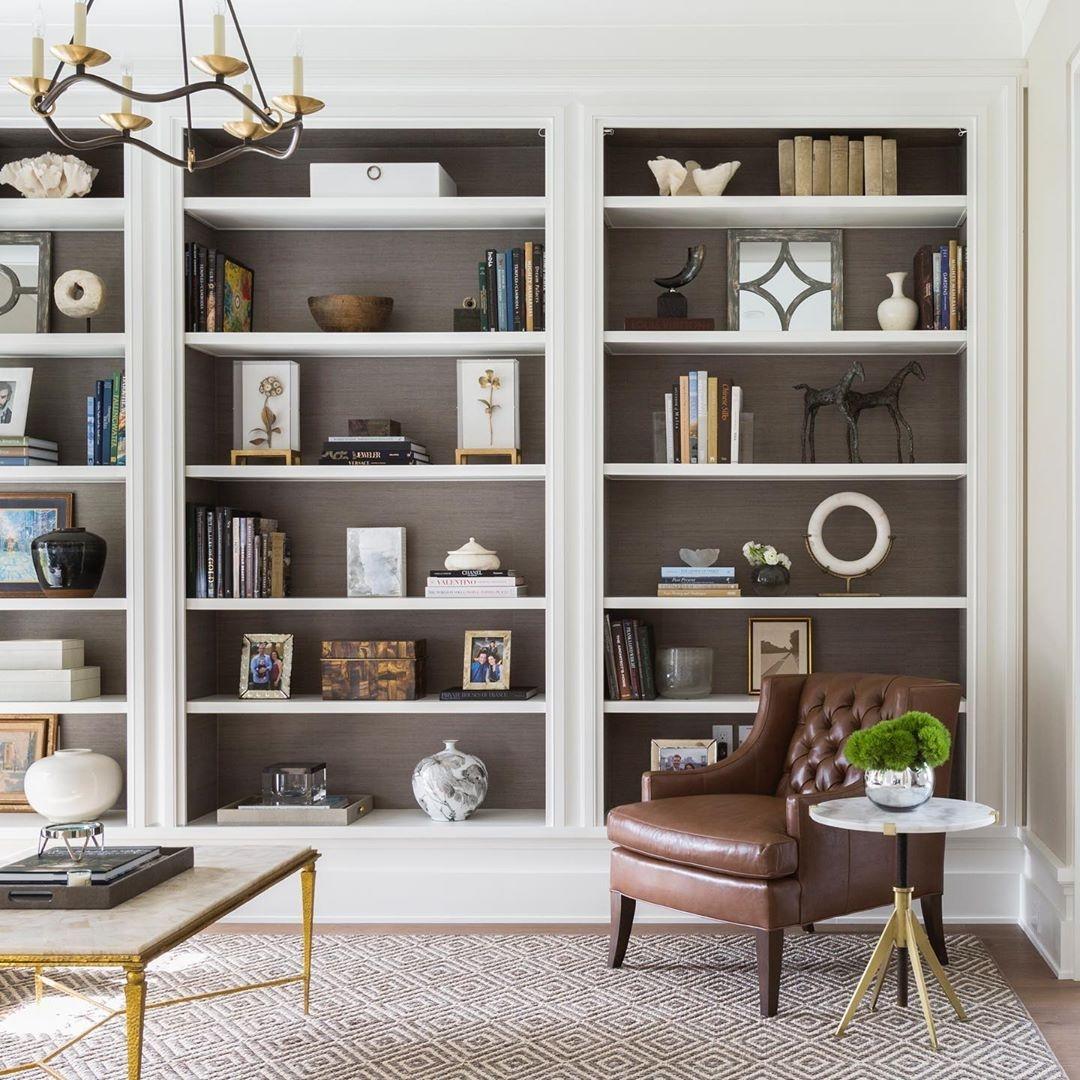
[844,360,926,463]
[794,361,864,463]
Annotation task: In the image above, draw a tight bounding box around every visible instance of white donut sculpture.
[53,269,106,320]
[806,491,892,579]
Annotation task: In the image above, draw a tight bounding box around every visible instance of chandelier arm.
[39,112,138,151]
[225,0,270,110]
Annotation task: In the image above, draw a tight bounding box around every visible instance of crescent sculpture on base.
[654,243,707,319]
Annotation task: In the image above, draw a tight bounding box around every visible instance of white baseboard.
[1019,828,1075,977]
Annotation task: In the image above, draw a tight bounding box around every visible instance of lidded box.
[0,639,84,671]
[320,640,426,701]
[309,163,457,198]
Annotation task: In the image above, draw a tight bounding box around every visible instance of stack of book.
[657,565,741,598]
[424,569,528,599]
[319,434,429,466]
[602,615,656,700]
[0,846,161,887]
[186,505,291,598]
[184,244,254,333]
[0,639,101,701]
[87,372,126,466]
[914,242,966,331]
[778,134,898,196]
[664,371,743,464]
[478,243,545,332]
[0,436,58,467]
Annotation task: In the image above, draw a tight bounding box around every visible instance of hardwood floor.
[213,921,1077,1075]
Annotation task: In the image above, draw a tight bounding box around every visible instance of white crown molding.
[1016,0,1052,53]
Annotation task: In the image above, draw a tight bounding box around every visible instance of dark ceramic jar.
[31,527,107,597]
[751,563,790,597]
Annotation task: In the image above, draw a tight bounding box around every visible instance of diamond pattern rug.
[0,932,1064,1078]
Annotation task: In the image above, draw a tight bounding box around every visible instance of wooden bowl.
[307,294,393,332]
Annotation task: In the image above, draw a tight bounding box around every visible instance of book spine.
[205,506,216,598]
[882,138,898,196]
[222,508,233,598]
[197,245,207,332]
[939,244,950,331]
[86,396,95,465]
[622,620,641,700]
[829,135,849,196]
[932,250,942,330]
[948,239,959,331]
[864,135,883,195]
[778,138,795,196]
[194,505,207,598]
[717,381,732,465]
[101,379,113,467]
[638,623,657,700]
[914,245,934,330]
[93,381,104,465]
[957,244,965,330]
[730,386,743,464]
[812,139,830,195]
[630,619,648,701]
[245,518,255,598]
[660,566,737,577]
[524,241,535,332]
[495,251,507,333]
[602,614,618,699]
[707,376,718,464]
[205,247,217,333]
[794,135,813,196]
[485,250,498,332]
[678,376,690,464]
[271,532,286,598]
[664,392,674,464]
[696,370,708,465]
[671,382,681,464]
[238,518,246,599]
[232,518,241,600]
[185,503,196,597]
[478,261,489,333]
[611,621,632,700]
[109,371,121,465]
[535,244,544,332]
[116,373,126,466]
[512,247,524,331]
[428,569,520,578]
[848,139,864,195]
[688,373,698,464]
[184,243,192,331]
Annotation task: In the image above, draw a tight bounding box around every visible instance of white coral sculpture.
[0,153,98,198]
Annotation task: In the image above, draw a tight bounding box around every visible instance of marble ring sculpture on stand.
[53,269,106,321]
[805,491,893,593]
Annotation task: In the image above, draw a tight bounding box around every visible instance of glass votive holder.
[262,762,327,805]
[656,647,714,699]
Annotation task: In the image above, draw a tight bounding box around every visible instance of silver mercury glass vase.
[864,764,935,811]
[412,739,488,822]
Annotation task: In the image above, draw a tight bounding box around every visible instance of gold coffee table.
[0,845,318,1079]
[809,797,997,1050]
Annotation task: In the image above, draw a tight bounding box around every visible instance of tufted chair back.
[775,673,960,796]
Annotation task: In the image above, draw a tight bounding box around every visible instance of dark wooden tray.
[0,847,195,910]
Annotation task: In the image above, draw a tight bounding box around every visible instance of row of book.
[186,505,291,598]
[319,434,430,466]
[664,372,743,464]
[0,436,58,467]
[914,242,966,331]
[424,569,528,599]
[478,243,545,332]
[603,615,657,700]
[657,565,741,598]
[87,372,127,466]
[779,134,899,196]
[184,243,255,333]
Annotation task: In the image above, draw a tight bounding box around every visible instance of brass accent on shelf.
[882,821,897,836]
[189,53,249,78]
[99,112,154,133]
[223,119,268,141]
[50,43,111,68]
[271,93,325,116]
[230,448,302,466]
[804,533,893,596]
[8,75,52,97]
[455,448,522,465]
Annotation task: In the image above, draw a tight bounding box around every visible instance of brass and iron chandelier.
[8,0,325,171]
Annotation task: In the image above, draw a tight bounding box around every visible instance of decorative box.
[262,762,327,805]
[309,163,457,198]
[320,640,426,701]
[0,639,84,670]
[5,666,101,701]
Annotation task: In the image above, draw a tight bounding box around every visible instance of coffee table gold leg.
[906,914,938,1051]
[869,944,894,1012]
[33,967,43,1005]
[124,965,146,1080]
[836,909,899,1038]
[909,911,967,1020]
[301,859,316,1015]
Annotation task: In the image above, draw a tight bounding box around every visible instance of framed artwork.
[456,359,520,457]
[0,492,72,596]
[462,630,511,690]
[0,714,58,810]
[222,256,254,333]
[346,527,406,597]
[651,738,718,772]
[0,368,34,436]
[748,616,813,694]
[232,360,300,452]
[0,232,51,334]
[239,634,294,699]
[727,228,843,331]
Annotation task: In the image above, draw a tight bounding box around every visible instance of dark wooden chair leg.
[920,893,948,965]
[801,923,815,933]
[608,891,636,968]
[755,928,783,1017]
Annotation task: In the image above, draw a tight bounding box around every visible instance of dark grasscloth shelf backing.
[59,712,127,812]
[0,129,125,199]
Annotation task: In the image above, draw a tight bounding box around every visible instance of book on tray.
[602,614,657,700]
[186,504,291,598]
[0,436,58,467]
[425,569,527,598]
[656,564,741,598]
[0,847,160,885]
[85,371,126,466]
[663,372,743,465]
[478,243,545,332]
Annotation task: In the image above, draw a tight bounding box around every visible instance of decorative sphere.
[25,749,123,823]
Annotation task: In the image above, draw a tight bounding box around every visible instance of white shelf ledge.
[185,331,546,358]
[604,195,967,230]
[604,331,967,356]
[0,695,128,714]
[0,334,125,359]
[0,466,127,483]
[605,596,967,610]
[0,809,127,834]
[187,693,546,714]
[604,694,966,713]
[0,597,127,611]
[186,597,545,611]
[184,196,547,231]
[604,463,966,481]
[186,464,544,482]
[0,198,124,232]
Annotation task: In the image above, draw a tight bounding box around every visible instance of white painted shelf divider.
[604,330,967,356]
[0,466,127,484]
[186,597,546,611]
[186,464,545,482]
[0,333,126,359]
[184,195,547,231]
[0,198,125,231]
[185,331,546,358]
[604,463,966,481]
[187,693,546,714]
[605,595,967,610]
[0,695,128,714]
[603,195,967,229]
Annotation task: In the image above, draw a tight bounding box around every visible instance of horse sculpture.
[844,360,926,463]
[794,361,864,463]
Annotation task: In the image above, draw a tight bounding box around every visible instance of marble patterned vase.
[412,739,488,822]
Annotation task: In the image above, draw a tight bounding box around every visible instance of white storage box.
[6,667,101,701]
[309,163,457,198]
[0,639,84,671]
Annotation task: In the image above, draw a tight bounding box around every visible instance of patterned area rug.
[0,932,1064,1079]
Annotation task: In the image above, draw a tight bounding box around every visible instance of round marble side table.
[809,796,998,1050]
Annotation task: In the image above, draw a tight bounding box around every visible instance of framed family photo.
[462,630,511,690]
[651,738,717,773]
[0,714,57,810]
[748,616,812,694]
[239,633,294,699]
[0,492,72,596]
[0,368,34,437]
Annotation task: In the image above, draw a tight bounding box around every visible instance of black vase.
[31,527,107,598]
[752,563,790,597]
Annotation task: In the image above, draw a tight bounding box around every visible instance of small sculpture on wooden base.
[624,243,715,330]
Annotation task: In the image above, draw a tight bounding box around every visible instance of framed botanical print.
[0,492,72,596]
[0,714,58,810]
[748,616,812,694]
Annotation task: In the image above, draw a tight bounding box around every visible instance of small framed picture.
[240,633,294,699]
[0,714,58,810]
[651,738,718,772]
[0,492,73,596]
[0,368,34,437]
[462,630,511,690]
[748,616,812,694]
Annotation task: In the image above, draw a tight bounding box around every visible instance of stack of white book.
[424,570,528,598]
[0,640,101,701]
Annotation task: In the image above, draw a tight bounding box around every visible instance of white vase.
[877,271,919,331]
[24,748,123,823]
[412,739,488,822]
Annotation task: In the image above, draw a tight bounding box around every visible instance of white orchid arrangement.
[742,541,792,570]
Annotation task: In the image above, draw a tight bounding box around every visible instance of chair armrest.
[784,784,864,839]
[642,674,807,800]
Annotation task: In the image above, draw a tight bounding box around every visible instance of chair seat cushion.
[607,795,798,879]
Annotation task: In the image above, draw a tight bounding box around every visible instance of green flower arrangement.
[844,711,951,773]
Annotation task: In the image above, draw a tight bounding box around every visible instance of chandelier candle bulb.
[120,68,133,114]
[212,2,226,55]
[31,13,44,79]
[292,32,304,96]
[73,1,86,46]
[242,82,252,122]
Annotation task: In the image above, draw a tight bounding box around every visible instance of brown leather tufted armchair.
[605,672,962,1016]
